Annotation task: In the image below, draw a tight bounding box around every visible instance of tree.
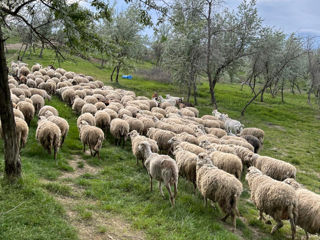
[241,30,303,115]
[98,6,145,82]
[151,24,169,66]
[204,0,261,108]
[0,0,110,181]
[163,0,204,104]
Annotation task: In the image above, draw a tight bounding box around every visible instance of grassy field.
[0,48,320,240]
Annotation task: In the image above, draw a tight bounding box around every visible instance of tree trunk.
[0,25,22,181]
[17,43,24,61]
[260,87,265,102]
[241,89,263,116]
[186,83,191,103]
[110,66,116,82]
[281,80,285,103]
[193,78,197,105]
[115,65,120,83]
[21,44,28,61]
[39,41,44,58]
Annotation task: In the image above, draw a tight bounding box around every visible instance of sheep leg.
[159,181,165,198]
[173,182,177,198]
[289,217,296,240]
[203,197,207,207]
[270,219,283,235]
[165,184,174,207]
[221,212,230,222]
[193,182,197,194]
[83,143,86,152]
[96,151,100,160]
[149,175,153,191]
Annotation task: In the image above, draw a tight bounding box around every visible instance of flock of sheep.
[4,61,320,240]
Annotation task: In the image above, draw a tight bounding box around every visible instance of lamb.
[78,120,104,159]
[38,105,59,117]
[251,155,296,181]
[208,151,243,179]
[241,135,261,153]
[241,127,265,143]
[95,110,111,135]
[147,128,175,154]
[16,101,35,126]
[246,167,297,240]
[30,94,45,113]
[77,113,96,130]
[173,147,198,191]
[138,141,178,206]
[122,115,144,135]
[36,117,61,162]
[128,130,159,165]
[72,97,86,114]
[196,153,243,230]
[283,178,320,240]
[46,115,69,147]
[81,103,97,115]
[110,118,130,147]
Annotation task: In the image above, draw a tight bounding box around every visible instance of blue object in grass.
[122,75,133,79]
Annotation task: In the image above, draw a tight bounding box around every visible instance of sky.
[110,0,320,38]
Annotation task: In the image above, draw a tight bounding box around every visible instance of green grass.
[0,48,320,239]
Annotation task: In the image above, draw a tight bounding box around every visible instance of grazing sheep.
[200,140,236,155]
[72,97,86,114]
[0,117,29,150]
[221,116,244,135]
[205,128,227,138]
[110,118,130,147]
[246,167,297,240]
[95,102,106,111]
[173,147,198,191]
[169,137,206,155]
[147,128,176,154]
[31,64,41,72]
[122,115,144,135]
[196,153,243,230]
[284,178,320,240]
[221,139,254,152]
[241,128,265,143]
[38,105,59,118]
[78,120,104,159]
[139,141,178,206]
[47,115,69,147]
[16,101,35,126]
[231,145,255,167]
[103,108,118,120]
[203,119,220,129]
[136,114,155,135]
[179,108,195,117]
[13,108,25,120]
[81,103,97,115]
[95,110,111,135]
[36,117,61,162]
[77,113,96,130]
[174,132,199,146]
[20,66,30,77]
[118,108,133,118]
[128,130,159,165]
[30,94,45,113]
[251,155,296,181]
[241,135,261,153]
[202,114,218,121]
[61,88,76,105]
[208,151,243,179]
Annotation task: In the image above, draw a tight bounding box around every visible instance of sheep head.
[128,130,139,139]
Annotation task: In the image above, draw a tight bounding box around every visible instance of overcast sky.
[111,0,320,38]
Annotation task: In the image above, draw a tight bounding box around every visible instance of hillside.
[0,48,320,240]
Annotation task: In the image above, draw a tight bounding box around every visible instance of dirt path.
[41,155,145,240]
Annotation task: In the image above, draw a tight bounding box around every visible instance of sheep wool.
[16,101,35,126]
[246,167,297,240]
[110,118,130,147]
[284,178,320,239]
